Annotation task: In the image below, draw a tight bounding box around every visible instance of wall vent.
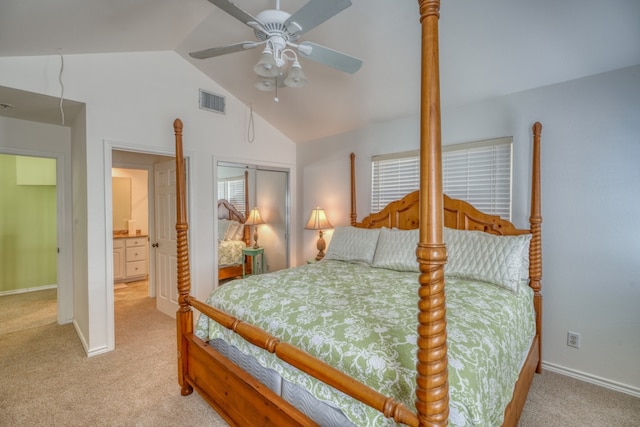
[199,89,226,114]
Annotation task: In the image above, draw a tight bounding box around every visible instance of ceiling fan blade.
[298,41,363,74]
[284,0,352,36]
[189,41,259,60]
[207,0,265,30]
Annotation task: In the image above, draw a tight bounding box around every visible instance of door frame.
[103,139,194,348]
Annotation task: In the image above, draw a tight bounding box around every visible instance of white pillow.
[324,226,381,265]
[218,219,230,241]
[520,237,531,284]
[372,228,419,272]
[444,228,532,293]
[224,221,239,241]
[233,223,246,241]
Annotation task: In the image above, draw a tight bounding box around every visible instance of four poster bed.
[174,2,542,426]
[217,171,252,280]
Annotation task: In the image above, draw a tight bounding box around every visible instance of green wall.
[0,154,57,293]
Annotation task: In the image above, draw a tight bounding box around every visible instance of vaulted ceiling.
[1,0,639,142]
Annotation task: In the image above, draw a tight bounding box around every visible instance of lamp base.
[253,228,260,249]
[315,230,326,261]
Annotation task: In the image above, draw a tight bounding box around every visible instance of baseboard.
[72,319,112,357]
[0,284,57,297]
[542,361,640,398]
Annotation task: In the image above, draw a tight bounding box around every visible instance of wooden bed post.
[529,122,543,373]
[174,118,194,397]
[350,152,357,226]
[416,1,449,426]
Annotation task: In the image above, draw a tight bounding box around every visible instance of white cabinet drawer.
[113,239,125,249]
[125,237,147,247]
[126,247,146,262]
[126,261,146,277]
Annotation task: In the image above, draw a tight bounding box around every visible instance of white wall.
[296,65,640,396]
[0,51,297,355]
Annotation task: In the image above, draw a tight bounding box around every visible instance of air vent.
[199,89,226,114]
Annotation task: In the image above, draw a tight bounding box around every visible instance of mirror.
[112,177,131,231]
[216,162,290,281]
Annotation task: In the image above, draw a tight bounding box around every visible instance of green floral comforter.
[195,260,535,426]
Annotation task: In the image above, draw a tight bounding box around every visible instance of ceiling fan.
[190,0,363,91]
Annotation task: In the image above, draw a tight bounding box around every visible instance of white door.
[154,159,179,318]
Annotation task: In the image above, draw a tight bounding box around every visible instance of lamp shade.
[245,207,265,226]
[283,60,307,88]
[305,208,333,230]
[254,52,279,77]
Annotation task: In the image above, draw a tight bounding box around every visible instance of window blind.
[371,137,512,220]
[218,176,246,215]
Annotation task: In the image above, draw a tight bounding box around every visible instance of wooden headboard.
[350,156,532,237]
[217,199,246,223]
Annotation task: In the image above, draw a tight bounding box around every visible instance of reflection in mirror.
[112,177,131,231]
[216,161,290,282]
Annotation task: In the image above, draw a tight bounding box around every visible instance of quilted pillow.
[372,228,419,272]
[224,221,240,241]
[233,222,246,241]
[444,228,532,293]
[218,219,230,241]
[325,226,381,265]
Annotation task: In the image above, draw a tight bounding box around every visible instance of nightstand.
[242,246,264,278]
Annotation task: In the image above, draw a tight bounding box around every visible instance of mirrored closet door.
[216,161,290,279]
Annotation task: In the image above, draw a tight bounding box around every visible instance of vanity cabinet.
[113,239,126,282]
[114,236,148,283]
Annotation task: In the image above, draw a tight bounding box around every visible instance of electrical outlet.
[567,331,581,349]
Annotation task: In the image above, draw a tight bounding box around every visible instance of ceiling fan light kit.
[191,0,362,95]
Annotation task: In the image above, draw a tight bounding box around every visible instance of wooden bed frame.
[173,1,543,425]
[217,171,251,281]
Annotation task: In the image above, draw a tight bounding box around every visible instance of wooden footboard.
[184,332,317,427]
[218,264,244,281]
[502,336,540,426]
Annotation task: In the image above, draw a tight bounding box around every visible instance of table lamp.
[305,207,333,260]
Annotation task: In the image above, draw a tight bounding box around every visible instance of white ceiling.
[1,0,639,143]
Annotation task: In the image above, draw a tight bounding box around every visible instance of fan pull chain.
[248,104,255,143]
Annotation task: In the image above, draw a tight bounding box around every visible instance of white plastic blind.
[371,151,419,212]
[371,137,512,220]
[218,176,246,215]
[443,138,512,219]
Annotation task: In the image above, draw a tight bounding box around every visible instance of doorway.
[110,148,181,321]
[0,154,59,332]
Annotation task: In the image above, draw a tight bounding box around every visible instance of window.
[371,137,513,220]
[218,176,246,215]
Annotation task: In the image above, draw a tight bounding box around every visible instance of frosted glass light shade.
[284,62,307,88]
[254,53,279,77]
[255,76,276,91]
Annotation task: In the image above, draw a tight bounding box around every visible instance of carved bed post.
[529,122,543,373]
[415,1,449,426]
[174,118,194,396]
[350,152,357,225]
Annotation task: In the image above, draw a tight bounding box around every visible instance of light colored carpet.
[0,288,57,335]
[0,281,227,427]
[1,283,638,426]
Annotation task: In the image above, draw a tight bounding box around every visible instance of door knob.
[151,242,159,248]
